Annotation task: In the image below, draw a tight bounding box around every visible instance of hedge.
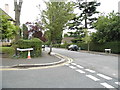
[77,41,120,54]
[53,43,71,49]
[0,47,15,58]
[14,38,42,58]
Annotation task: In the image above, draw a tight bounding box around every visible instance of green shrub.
[14,38,42,58]
[76,43,87,50]
[0,47,15,58]
[60,43,71,48]
[53,42,71,49]
[104,42,119,53]
[78,41,120,54]
[53,44,61,48]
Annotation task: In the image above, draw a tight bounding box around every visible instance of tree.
[14,0,23,40]
[67,0,100,43]
[82,29,91,51]
[42,1,75,54]
[0,15,18,41]
[92,12,120,43]
[76,0,100,29]
[22,24,28,39]
[25,22,46,42]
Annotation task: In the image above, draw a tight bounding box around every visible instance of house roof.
[0,8,15,21]
[61,37,75,44]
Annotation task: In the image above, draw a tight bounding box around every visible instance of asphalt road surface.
[2,48,120,89]
[51,48,118,79]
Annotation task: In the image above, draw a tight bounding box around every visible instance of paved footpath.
[1,51,60,67]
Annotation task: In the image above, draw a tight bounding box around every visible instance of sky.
[0,0,120,25]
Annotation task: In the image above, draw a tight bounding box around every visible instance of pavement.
[55,47,119,57]
[1,48,119,69]
[78,50,119,57]
[1,50,72,69]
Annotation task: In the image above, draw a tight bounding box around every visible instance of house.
[61,37,75,44]
[0,8,15,46]
[0,8,15,22]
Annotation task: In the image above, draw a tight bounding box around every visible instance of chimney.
[118,1,120,13]
[5,4,9,14]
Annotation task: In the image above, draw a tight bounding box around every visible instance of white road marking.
[112,73,116,76]
[85,69,95,73]
[97,74,112,80]
[115,82,120,85]
[86,75,100,81]
[76,65,84,68]
[76,69,85,73]
[100,83,115,88]
[71,63,77,65]
[69,66,76,69]
[65,64,70,66]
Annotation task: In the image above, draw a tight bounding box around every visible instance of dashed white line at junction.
[86,75,100,81]
[85,69,95,73]
[100,82,115,88]
[65,64,70,66]
[69,66,76,69]
[115,82,120,85]
[76,65,84,68]
[76,69,85,73]
[71,63,77,65]
[97,74,112,80]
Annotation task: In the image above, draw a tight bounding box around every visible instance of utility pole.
[14,0,23,39]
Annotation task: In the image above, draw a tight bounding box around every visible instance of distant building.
[0,8,15,45]
[61,37,75,44]
[5,4,9,14]
[0,8,15,22]
[118,1,120,15]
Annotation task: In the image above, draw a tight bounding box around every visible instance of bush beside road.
[52,41,120,54]
[0,47,15,58]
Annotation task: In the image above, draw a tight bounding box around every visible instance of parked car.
[68,44,79,51]
[42,45,45,48]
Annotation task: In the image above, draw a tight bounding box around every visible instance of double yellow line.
[0,53,73,71]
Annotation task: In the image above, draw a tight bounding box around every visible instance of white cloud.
[97,0,119,13]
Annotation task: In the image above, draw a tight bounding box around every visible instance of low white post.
[105,49,111,54]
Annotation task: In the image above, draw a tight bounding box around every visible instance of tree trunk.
[88,43,90,52]
[85,17,87,29]
[14,0,23,40]
[48,42,52,55]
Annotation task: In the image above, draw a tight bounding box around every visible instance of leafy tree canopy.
[42,1,75,44]
[66,0,100,44]
[24,22,47,42]
[92,12,120,43]
[0,15,18,40]
[68,0,100,30]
